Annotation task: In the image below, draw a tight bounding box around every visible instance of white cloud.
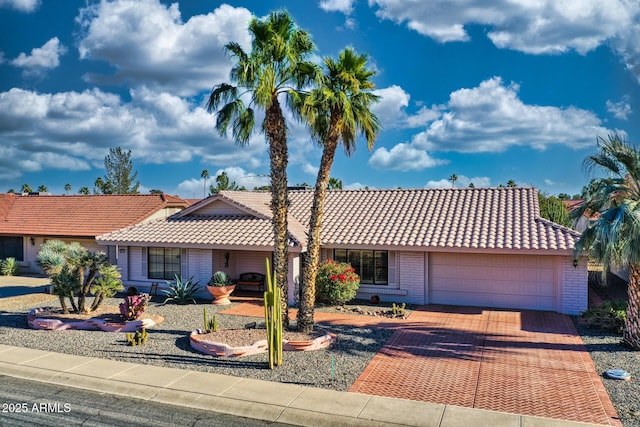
[319,0,355,14]
[425,175,490,189]
[411,77,615,153]
[0,87,267,183]
[175,166,269,198]
[369,143,447,171]
[344,182,374,190]
[0,0,39,12]
[76,0,252,96]
[369,0,638,55]
[372,85,440,129]
[10,37,67,77]
[606,98,632,120]
[302,162,319,176]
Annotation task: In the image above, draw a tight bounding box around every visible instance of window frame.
[148,247,181,280]
[333,249,388,285]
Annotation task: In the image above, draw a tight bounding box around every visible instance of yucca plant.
[0,257,18,276]
[162,275,200,305]
[90,264,124,311]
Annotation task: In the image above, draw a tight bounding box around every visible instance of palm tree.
[201,169,209,198]
[507,179,517,188]
[37,185,48,193]
[327,177,343,190]
[21,184,32,193]
[65,183,71,195]
[78,187,90,195]
[449,174,458,188]
[207,10,319,328]
[572,133,640,349]
[295,47,380,332]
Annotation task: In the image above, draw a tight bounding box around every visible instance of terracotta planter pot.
[206,285,235,305]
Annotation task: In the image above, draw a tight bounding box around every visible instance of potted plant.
[206,271,235,305]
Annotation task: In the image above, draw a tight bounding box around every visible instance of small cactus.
[126,328,149,346]
[392,303,406,317]
[203,308,218,333]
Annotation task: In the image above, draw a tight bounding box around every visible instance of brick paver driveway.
[349,305,621,426]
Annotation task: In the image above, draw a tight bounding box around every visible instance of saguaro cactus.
[264,258,283,368]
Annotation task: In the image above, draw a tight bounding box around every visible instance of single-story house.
[97,187,587,315]
[0,192,190,273]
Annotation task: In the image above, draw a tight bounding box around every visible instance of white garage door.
[429,253,557,311]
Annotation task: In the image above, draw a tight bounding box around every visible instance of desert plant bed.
[28,306,163,332]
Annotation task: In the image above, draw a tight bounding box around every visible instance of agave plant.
[162,275,201,305]
[208,271,231,287]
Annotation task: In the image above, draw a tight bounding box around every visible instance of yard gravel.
[574,322,640,427]
[0,296,394,392]
[2,294,639,426]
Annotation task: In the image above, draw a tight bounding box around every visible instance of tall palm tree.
[201,169,209,198]
[295,47,380,332]
[573,133,640,349]
[65,183,71,195]
[207,10,319,328]
[449,174,458,188]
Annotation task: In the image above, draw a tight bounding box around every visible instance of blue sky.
[1,0,639,199]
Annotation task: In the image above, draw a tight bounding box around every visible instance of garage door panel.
[429,254,557,311]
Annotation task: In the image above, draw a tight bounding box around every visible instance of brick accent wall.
[560,255,588,315]
[398,252,426,304]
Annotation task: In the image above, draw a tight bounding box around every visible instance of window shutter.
[142,247,148,279]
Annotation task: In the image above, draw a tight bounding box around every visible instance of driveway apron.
[349,305,621,426]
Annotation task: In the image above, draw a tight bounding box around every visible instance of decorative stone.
[28,307,163,332]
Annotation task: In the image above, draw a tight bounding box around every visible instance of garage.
[428,253,557,311]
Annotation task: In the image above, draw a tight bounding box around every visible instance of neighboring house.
[0,193,190,273]
[97,187,587,315]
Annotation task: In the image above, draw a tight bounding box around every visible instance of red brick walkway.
[222,302,621,425]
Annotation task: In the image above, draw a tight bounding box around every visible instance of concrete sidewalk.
[0,344,602,427]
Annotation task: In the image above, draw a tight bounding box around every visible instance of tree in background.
[65,183,71,195]
[328,177,343,190]
[207,10,319,328]
[468,183,475,188]
[149,189,164,194]
[209,171,243,194]
[97,147,140,194]
[538,192,571,227]
[506,179,517,188]
[572,133,640,349]
[37,185,48,193]
[295,47,379,332]
[449,174,457,188]
[201,169,209,198]
[78,187,90,195]
[20,184,32,193]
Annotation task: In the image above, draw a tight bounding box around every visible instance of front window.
[148,247,180,280]
[334,249,388,285]
[0,237,23,261]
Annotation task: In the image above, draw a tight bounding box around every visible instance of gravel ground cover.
[574,321,640,427]
[0,296,393,392]
[2,293,639,426]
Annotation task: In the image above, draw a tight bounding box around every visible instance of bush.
[582,300,627,334]
[119,293,150,321]
[315,259,360,305]
[0,257,18,276]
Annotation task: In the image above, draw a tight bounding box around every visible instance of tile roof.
[0,193,189,237]
[98,187,579,253]
[288,187,580,251]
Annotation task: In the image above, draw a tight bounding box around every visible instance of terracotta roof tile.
[0,193,189,237]
[98,187,580,253]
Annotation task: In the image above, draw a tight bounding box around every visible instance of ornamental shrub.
[581,300,627,334]
[315,259,360,305]
[119,293,150,321]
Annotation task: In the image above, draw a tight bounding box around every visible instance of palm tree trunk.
[623,264,640,349]
[298,122,340,332]
[265,98,290,329]
[58,295,68,314]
